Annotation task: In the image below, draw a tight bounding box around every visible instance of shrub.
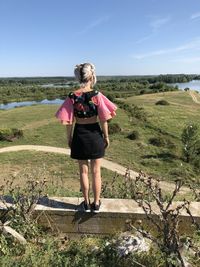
[155,100,169,105]
[139,89,147,95]
[149,135,175,148]
[193,157,200,170]
[104,171,200,266]
[129,104,147,122]
[108,123,122,134]
[0,170,48,257]
[127,130,139,140]
[149,137,162,146]
[168,166,195,182]
[2,100,8,105]
[0,128,23,141]
[181,124,200,163]
[114,100,148,122]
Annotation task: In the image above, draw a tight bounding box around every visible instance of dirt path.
[0,145,138,177]
[189,90,200,104]
[0,145,190,194]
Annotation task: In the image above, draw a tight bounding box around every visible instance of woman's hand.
[100,121,109,148]
[104,136,110,149]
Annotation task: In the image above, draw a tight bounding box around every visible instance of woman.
[56,63,117,212]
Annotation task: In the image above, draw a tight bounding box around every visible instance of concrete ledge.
[1,197,200,235]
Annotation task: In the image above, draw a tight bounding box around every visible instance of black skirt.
[71,123,105,160]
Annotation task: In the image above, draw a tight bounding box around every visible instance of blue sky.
[1,0,200,77]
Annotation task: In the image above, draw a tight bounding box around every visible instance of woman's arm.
[99,120,110,148]
[66,124,73,148]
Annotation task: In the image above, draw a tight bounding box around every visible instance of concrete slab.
[1,197,200,235]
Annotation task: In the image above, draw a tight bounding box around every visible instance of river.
[0,98,64,110]
[1,80,200,110]
[172,80,200,92]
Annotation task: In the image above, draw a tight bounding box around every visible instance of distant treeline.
[97,73,200,83]
[0,76,74,85]
[0,73,200,85]
[0,85,72,104]
[1,73,199,104]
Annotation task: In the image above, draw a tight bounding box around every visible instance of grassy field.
[0,150,122,197]
[125,90,200,138]
[108,91,200,182]
[1,90,200,266]
[0,90,200,184]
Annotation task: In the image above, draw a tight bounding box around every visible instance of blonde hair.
[74,63,97,87]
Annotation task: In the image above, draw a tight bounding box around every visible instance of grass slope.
[0,90,200,183]
[0,151,121,197]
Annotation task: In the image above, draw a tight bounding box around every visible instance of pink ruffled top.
[55,91,117,124]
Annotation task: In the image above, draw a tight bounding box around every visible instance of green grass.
[125,91,200,137]
[0,105,65,147]
[0,151,122,197]
[108,91,200,181]
[0,90,200,183]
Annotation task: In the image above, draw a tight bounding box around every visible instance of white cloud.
[133,16,170,45]
[191,12,200,20]
[133,35,153,45]
[150,16,170,32]
[132,38,200,59]
[76,15,110,35]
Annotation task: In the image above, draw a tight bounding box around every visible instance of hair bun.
[74,62,96,86]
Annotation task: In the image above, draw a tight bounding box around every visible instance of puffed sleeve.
[96,92,117,121]
[55,97,74,124]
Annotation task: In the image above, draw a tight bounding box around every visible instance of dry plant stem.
[189,183,200,201]
[185,202,200,231]
[134,172,188,267]
[0,170,48,247]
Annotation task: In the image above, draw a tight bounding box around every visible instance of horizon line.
[0,73,199,79]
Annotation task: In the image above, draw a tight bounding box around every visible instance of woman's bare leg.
[78,160,90,204]
[90,158,102,205]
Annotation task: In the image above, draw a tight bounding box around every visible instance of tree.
[181,124,200,163]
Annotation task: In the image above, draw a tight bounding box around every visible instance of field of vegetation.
[0,74,188,104]
[1,75,200,266]
[1,73,200,104]
[1,89,200,184]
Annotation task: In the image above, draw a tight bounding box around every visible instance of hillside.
[0,90,200,183]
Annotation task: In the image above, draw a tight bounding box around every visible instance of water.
[173,80,200,92]
[41,84,70,88]
[2,79,200,110]
[0,98,64,110]
[40,81,78,88]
